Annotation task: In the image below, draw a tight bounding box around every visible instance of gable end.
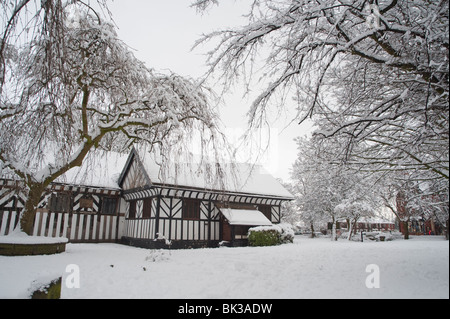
[118,149,152,191]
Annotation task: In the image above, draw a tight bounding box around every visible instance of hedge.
[248,224,295,247]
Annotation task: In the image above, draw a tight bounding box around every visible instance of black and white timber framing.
[0,179,122,242]
[119,149,292,249]
[1,148,293,248]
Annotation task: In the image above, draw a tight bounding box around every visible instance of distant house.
[396,191,446,236]
[355,218,396,232]
[328,218,395,236]
[0,148,293,248]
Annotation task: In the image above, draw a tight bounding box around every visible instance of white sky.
[107,0,312,182]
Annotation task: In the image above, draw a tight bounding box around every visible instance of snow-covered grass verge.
[0,236,448,299]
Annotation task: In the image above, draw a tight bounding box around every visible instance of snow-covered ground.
[0,236,448,299]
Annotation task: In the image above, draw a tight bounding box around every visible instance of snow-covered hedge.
[248,227,280,246]
[248,224,295,247]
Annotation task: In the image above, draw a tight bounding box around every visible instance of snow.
[0,236,448,299]
[54,151,129,189]
[249,223,295,236]
[0,230,68,244]
[2,147,292,199]
[221,208,272,226]
[137,149,294,199]
[1,149,129,190]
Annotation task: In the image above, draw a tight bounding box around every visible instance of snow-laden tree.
[335,200,376,240]
[279,181,302,226]
[291,137,344,240]
[192,0,449,201]
[291,174,329,238]
[0,1,225,235]
[291,136,382,240]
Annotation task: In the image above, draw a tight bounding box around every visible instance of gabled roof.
[118,148,153,189]
[2,147,293,200]
[118,147,294,200]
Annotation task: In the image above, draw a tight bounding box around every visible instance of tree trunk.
[310,223,315,238]
[347,220,353,241]
[402,221,410,240]
[331,217,337,241]
[446,219,449,241]
[332,222,337,241]
[20,183,46,235]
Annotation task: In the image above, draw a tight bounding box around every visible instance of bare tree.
[1,1,226,235]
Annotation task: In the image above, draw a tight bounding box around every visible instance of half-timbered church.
[1,148,293,249]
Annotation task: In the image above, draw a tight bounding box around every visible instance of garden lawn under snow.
[0,236,448,299]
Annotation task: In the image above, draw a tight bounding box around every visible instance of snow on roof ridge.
[134,148,294,199]
[2,147,293,199]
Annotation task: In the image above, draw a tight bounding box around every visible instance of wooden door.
[222,217,232,241]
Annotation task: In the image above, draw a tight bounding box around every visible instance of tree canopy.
[193,0,448,197]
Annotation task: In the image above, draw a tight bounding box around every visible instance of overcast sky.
[107,0,312,182]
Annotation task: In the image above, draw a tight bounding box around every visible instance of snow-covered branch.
[193,0,448,190]
[1,1,226,234]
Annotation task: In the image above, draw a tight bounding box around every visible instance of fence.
[0,210,124,243]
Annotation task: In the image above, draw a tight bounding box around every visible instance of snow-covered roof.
[133,148,293,199]
[2,147,293,199]
[55,151,129,189]
[1,150,129,190]
[220,208,273,226]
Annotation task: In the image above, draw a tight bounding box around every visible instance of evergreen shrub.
[248,224,295,247]
[248,227,281,246]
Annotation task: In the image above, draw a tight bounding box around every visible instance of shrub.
[248,224,295,246]
[30,278,62,299]
[248,227,281,246]
[278,223,295,244]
